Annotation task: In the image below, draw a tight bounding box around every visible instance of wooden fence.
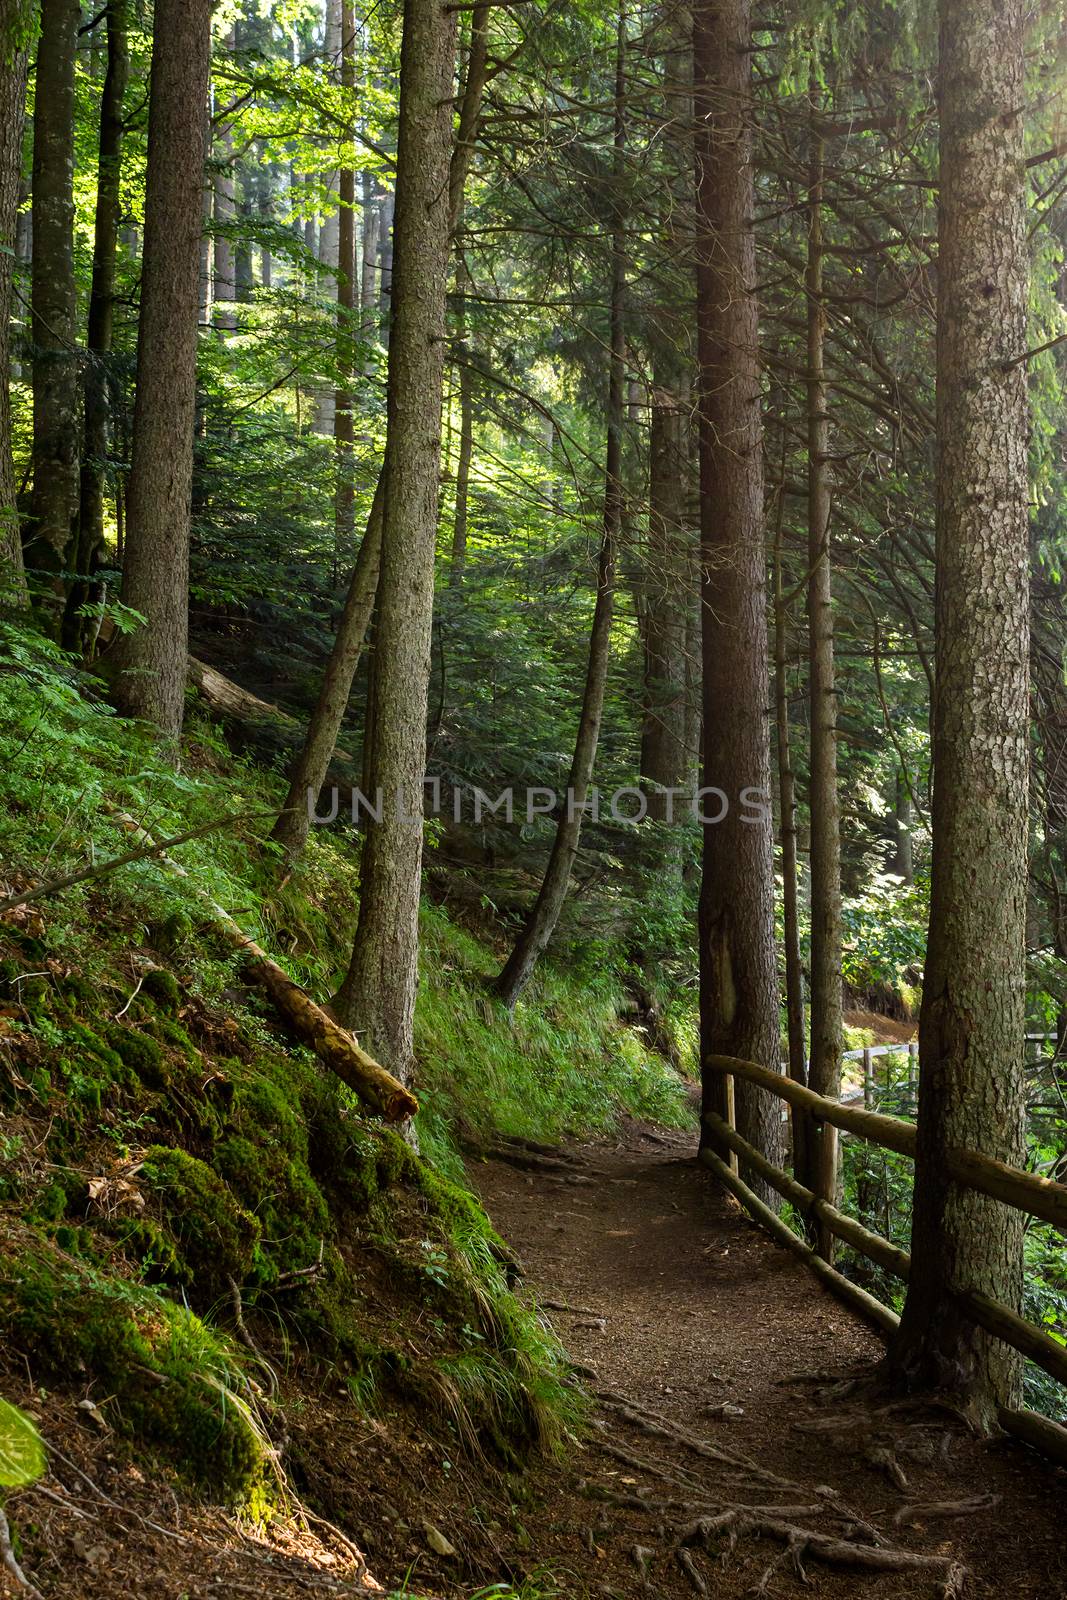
[702,1053,1067,1470]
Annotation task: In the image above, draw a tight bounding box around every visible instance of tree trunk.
[893,768,914,883]
[212,32,237,336]
[331,0,458,1078]
[315,0,342,434]
[492,10,626,1011]
[26,0,81,613]
[360,167,380,370]
[333,0,357,577]
[693,0,782,1194]
[0,12,28,611]
[773,511,807,1179]
[640,358,689,825]
[804,111,843,1219]
[270,475,384,859]
[888,0,1029,1426]
[108,0,213,742]
[449,281,473,584]
[64,0,128,654]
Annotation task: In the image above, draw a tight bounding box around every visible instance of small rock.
[422,1522,457,1559]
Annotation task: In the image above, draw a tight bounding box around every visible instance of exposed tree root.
[678,1510,967,1597]
[0,1504,43,1599]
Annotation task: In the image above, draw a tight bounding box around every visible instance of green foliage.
[0,1397,46,1491]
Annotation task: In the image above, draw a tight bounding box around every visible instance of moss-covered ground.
[0,621,692,1519]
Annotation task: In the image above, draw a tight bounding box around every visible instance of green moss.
[147,1015,200,1063]
[140,1146,261,1297]
[106,1025,168,1089]
[0,1245,270,1504]
[149,910,193,954]
[140,969,182,1015]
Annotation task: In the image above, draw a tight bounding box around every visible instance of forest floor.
[465,1117,1066,1599]
[3,1115,1065,1600]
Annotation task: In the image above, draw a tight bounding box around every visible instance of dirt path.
[468,1118,1067,1599]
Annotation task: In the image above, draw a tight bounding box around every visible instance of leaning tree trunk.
[108,0,214,741]
[693,0,783,1194]
[64,0,128,654]
[888,0,1030,1427]
[26,0,81,616]
[331,0,458,1077]
[803,109,843,1222]
[0,9,28,611]
[491,9,626,1012]
[270,476,384,860]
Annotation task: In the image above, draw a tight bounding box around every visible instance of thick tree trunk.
[804,115,843,1221]
[26,0,81,612]
[331,0,458,1077]
[693,0,783,1193]
[270,476,384,859]
[640,358,689,825]
[64,0,128,654]
[0,14,28,611]
[889,0,1030,1426]
[108,0,213,741]
[492,12,626,1012]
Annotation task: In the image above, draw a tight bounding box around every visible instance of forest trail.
[468,1120,1067,1599]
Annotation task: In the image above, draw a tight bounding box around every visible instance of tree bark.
[26,0,81,613]
[331,0,458,1077]
[492,10,626,1011]
[360,166,380,370]
[693,0,783,1194]
[804,110,843,1213]
[108,0,214,741]
[888,0,1030,1425]
[64,0,128,654]
[0,10,28,611]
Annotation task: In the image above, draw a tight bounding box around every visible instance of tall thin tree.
[64,0,128,652]
[0,2,29,611]
[492,9,627,1010]
[803,101,843,1229]
[25,0,80,614]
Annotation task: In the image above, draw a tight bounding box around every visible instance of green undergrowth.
[0,623,688,1510]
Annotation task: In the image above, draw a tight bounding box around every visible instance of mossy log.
[106,807,417,1122]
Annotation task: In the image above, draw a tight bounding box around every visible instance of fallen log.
[105,806,417,1122]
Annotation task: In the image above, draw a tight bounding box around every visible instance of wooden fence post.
[724,1071,739,1175]
[814,1119,838,1260]
[863,1046,874,1109]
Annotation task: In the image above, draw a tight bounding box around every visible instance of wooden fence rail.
[702,1054,1067,1470]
